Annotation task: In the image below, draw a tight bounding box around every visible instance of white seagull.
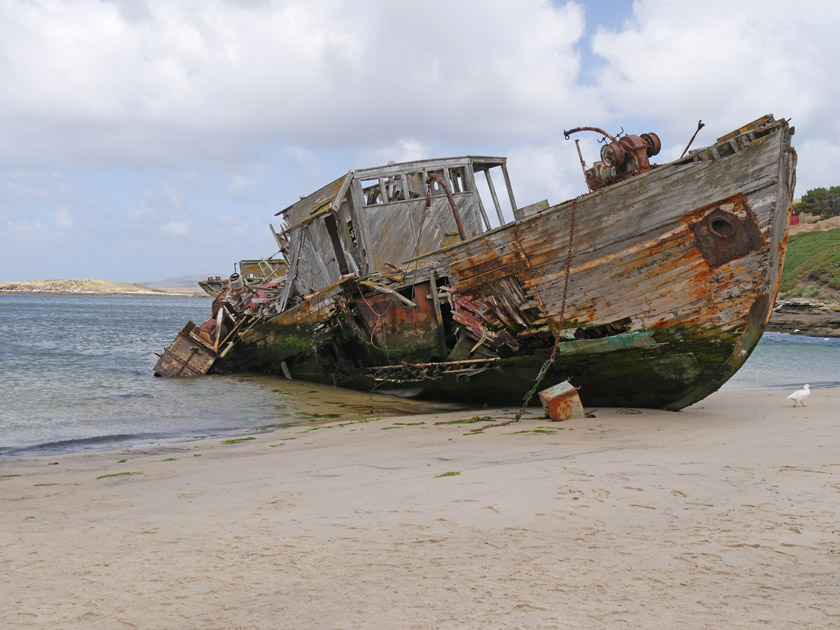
[787,384,810,407]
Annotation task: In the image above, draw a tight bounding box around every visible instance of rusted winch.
[564,126,661,192]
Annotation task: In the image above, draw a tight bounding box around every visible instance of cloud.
[53,206,74,229]
[507,143,589,207]
[0,170,75,204]
[1,0,837,282]
[126,186,194,237]
[0,0,591,168]
[589,0,840,190]
[355,139,431,168]
[226,163,266,198]
[5,218,46,243]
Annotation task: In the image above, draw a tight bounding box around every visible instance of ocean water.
[1,295,838,456]
[721,330,840,391]
[0,294,459,456]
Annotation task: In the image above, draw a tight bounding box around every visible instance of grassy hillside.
[779,228,840,299]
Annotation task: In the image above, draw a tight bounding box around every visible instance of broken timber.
[155,115,797,411]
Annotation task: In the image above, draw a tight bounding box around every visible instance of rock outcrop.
[767,298,840,337]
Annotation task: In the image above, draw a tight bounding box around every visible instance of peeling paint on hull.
[157,116,796,411]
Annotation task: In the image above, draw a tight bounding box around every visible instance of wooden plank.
[466,164,491,230]
[484,168,505,225]
[277,234,302,312]
[501,163,519,220]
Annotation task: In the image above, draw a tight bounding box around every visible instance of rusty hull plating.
[155,115,796,411]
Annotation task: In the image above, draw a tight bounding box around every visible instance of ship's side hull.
[223,120,796,410]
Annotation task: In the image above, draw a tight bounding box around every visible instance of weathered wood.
[277,234,302,312]
[501,163,518,220]
[164,117,795,411]
[359,280,416,307]
[429,273,449,358]
[465,164,492,230]
[483,168,505,225]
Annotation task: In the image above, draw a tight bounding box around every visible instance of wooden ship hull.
[156,115,796,411]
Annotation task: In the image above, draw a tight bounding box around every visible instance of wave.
[90,392,155,401]
[0,432,166,457]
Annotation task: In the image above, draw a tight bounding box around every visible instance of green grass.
[1,474,21,478]
[297,412,342,419]
[33,483,57,487]
[339,417,381,426]
[435,471,461,478]
[96,472,143,480]
[221,437,256,445]
[162,458,177,462]
[434,416,495,426]
[780,228,840,294]
[299,417,382,432]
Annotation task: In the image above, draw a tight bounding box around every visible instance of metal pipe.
[424,173,467,240]
[574,139,591,192]
[680,120,705,158]
[563,126,616,142]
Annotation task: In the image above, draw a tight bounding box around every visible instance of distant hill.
[138,274,216,289]
[780,227,840,300]
[0,278,203,297]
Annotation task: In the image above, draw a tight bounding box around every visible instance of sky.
[1,0,838,283]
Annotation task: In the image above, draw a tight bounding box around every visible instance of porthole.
[708,215,735,238]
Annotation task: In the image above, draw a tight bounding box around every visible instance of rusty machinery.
[564,126,661,192]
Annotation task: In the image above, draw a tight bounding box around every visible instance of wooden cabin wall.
[289,222,342,295]
[360,194,485,271]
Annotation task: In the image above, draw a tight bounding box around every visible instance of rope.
[355,283,394,354]
[482,196,579,429]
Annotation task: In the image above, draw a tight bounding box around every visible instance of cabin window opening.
[435,278,457,342]
[427,170,445,196]
[449,167,468,194]
[361,175,410,205]
[361,179,384,206]
[381,174,404,202]
[398,287,414,301]
[404,172,425,199]
[346,219,358,248]
[474,166,515,228]
[438,300,456,346]
[717,142,736,158]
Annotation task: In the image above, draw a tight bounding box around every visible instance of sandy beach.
[2,388,838,629]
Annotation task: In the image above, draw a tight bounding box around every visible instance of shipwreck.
[155,115,797,411]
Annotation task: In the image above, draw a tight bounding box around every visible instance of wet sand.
[2,388,839,629]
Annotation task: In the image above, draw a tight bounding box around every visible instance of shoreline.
[3,381,836,459]
[1,289,208,298]
[2,388,838,628]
